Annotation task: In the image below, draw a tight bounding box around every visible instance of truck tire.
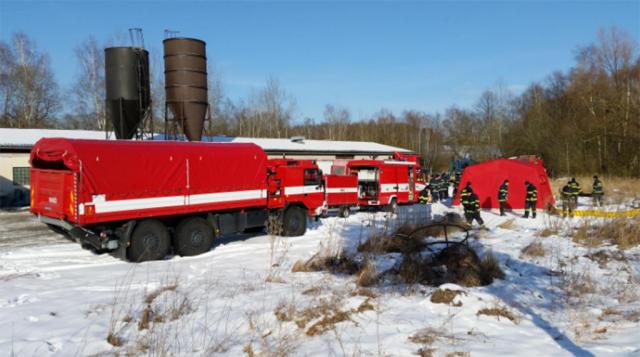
[386,198,398,214]
[174,216,214,256]
[282,206,307,237]
[339,206,350,218]
[127,219,171,262]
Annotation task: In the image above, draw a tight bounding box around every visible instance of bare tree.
[71,36,105,130]
[323,104,350,140]
[0,32,60,128]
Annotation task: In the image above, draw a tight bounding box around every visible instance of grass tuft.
[522,240,546,257]
[477,306,518,323]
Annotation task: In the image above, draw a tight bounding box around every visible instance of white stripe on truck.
[284,186,324,195]
[326,187,358,193]
[87,189,268,214]
[189,189,266,205]
[380,184,410,193]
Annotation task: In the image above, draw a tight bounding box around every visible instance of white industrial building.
[0,128,411,207]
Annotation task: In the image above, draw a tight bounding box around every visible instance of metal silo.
[163,37,208,141]
[104,47,151,139]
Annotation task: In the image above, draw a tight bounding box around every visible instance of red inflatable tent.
[452,156,554,210]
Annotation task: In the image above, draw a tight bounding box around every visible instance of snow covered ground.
[0,201,639,356]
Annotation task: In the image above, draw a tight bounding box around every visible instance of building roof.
[200,136,410,155]
[0,128,411,155]
[0,128,110,150]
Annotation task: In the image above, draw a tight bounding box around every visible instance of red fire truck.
[347,155,420,212]
[322,174,359,218]
[29,138,325,262]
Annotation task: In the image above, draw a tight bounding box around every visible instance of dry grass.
[538,217,566,238]
[138,305,152,330]
[351,287,379,299]
[478,250,506,284]
[564,272,597,297]
[572,217,640,249]
[550,176,640,205]
[355,258,379,287]
[294,220,505,291]
[292,254,363,275]
[416,347,437,357]
[355,298,375,313]
[430,288,464,306]
[144,283,178,304]
[292,297,353,336]
[274,292,376,339]
[538,227,559,238]
[398,253,436,285]
[106,332,122,347]
[408,327,442,345]
[302,286,322,296]
[521,240,546,257]
[477,306,518,323]
[446,352,470,357]
[274,300,295,322]
[584,250,627,268]
[358,233,426,254]
[497,218,516,230]
[408,326,455,357]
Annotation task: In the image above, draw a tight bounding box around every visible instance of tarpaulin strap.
[553,208,640,218]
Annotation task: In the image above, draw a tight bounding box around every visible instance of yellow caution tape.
[553,208,640,218]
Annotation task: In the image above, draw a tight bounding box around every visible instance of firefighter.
[498,179,509,216]
[441,172,450,199]
[452,171,462,196]
[569,177,581,207]
[523,181,538,219]
[460,181,472,203]
[592,176,604,207]
[462,191,484,227]
[560,181,574,218]
[418,188,429,204]
[429,174,440,203]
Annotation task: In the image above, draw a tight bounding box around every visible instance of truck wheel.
[127,219,171,262]
[386,198,398,214]
[282,206,307,237]
[174,217,214,256]
[339,206,350,218]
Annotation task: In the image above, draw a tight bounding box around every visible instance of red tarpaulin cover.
[30,138,268,204]
[452,157,555,209]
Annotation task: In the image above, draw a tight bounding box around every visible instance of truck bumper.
[38,215,119,252]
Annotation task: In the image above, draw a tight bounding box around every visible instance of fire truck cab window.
[304,169,322,186]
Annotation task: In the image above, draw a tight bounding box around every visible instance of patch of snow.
[0,204,638,356]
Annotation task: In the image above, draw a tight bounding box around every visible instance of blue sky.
[1,1,638,121]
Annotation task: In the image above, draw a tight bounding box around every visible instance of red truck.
[322,174,359,218]
[347,156,420,212]
[30,138,324,262]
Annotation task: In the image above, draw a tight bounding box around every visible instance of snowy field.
[1,201,639,356]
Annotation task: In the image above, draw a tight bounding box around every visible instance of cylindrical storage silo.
[163,38,207,141]
[104,47,150,139]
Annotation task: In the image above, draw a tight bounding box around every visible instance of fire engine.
[347,154,420,212]
[322,174,359,218]
[30,138,325,262]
